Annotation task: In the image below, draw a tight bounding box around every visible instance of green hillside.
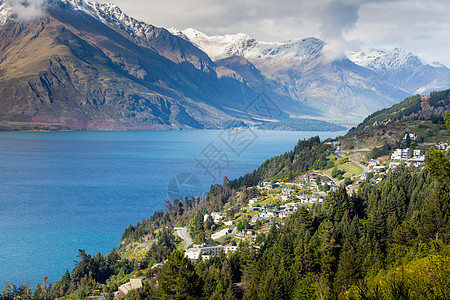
[347,89,450,136]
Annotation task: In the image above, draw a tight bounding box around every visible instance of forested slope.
[347,89,450,136]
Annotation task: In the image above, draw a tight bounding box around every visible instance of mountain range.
[0,0,449,130]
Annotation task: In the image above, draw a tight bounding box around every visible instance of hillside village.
[98,103,450,298]
[111,128,449,298]
[177,138,449,263]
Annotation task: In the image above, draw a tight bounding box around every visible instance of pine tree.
[157,250,203,299]
[424,147,450,185]
[419,183,450,241]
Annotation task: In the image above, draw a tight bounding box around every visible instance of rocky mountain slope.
[347,48,450,95]
[175,28,449,123]
[0,0,293,130]
[1,0,448,130]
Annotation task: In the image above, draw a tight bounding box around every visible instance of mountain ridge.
[0,0,449,130]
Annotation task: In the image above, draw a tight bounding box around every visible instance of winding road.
[174,227,193,249]
[334,145,369,184]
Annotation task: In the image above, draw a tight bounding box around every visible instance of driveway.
[174,227,193,249]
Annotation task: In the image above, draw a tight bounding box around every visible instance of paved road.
[174,227,193,249]
[334,146,369,184]
[353,137,360,149]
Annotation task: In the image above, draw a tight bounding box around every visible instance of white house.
[224,220,233,226]
[390,148,410,161]
[389,161,402,169]
[248,198,258,205]
[406,156,425,168]
[413,149,425,157]
[211,228,232,240]
[403,133,417,141]
[437,143,449,151]
[185,244,237,261]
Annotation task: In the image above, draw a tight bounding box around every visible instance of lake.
[0,129,346,287]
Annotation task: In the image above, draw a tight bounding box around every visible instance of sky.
[95,0,450,67]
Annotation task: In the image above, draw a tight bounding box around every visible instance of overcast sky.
[98,0,450,66]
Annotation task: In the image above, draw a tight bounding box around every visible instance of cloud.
[317,0,360,60]
[99,0,450,66]
[346,0,450,66]
[6,0,46,21]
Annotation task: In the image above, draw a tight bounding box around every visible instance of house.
[390,148,410,161]
[306,174,319,183]
[389,161,402,169]
[114,277,144,298]
[260,181,280,189]
[325,141,341,147]
[413,149,425,157]
[185,244,237,261]
[347,186,359,194]
[281,195,291,201]
[300,195,312,204]
[360,172,369,180]
[285,202,297,208]
[282,188,295,196]
[210,212,223,223]
[372,166,385,173]
[406,156,425,168]
[241,229,255,236]
[248,198,258,205]
[204,212,222,223]
[260,211,278,218]
[224,220,233,226]
[437,143,449,151]
[280,211,294,218]
[403,133,417,141]
[268,221,281,228]
[367,159,380,168]
[281,188,295,201]
[211,228,232,240]
[224,245,238,254]
[251,216,263,223]
[320,176,333,185]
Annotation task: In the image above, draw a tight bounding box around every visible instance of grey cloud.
[100,0,450,66]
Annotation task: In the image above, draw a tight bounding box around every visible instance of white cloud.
[6,0,46,21]
[99,0,450,67]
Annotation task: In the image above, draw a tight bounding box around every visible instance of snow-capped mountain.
[347,48,450,94]
[0,0,274,130]
[171,28,324,61]
[0,0,447,130]
[175,28,449,119]
[175,28,412,120]
[0,1,12,25]
[348,48,424,72]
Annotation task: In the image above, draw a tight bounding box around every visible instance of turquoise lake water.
[0,129,346,287]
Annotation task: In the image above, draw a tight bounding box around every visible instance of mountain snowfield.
[170,28,324,61]
[0,0,449,129]
[0,1,12,25]
[175,28,450,96]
